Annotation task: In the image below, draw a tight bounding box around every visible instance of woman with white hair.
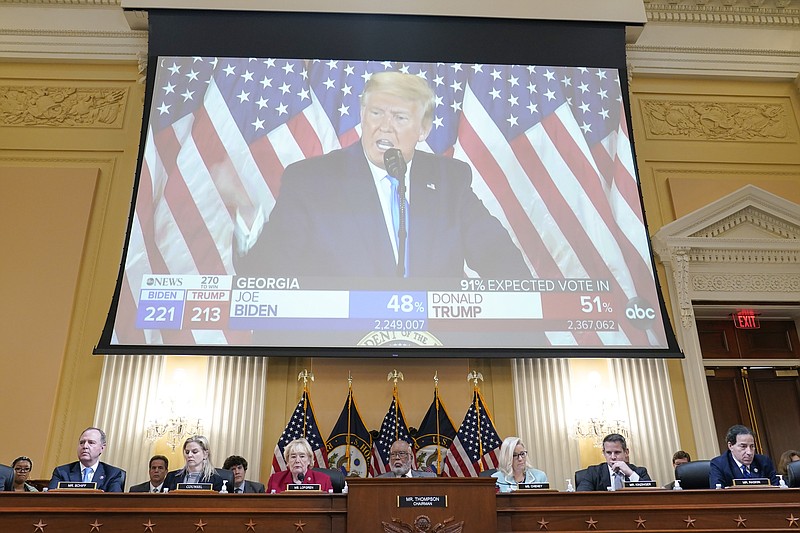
[266,437,332,493]
[491,436,547,492]
[163,435,233,492]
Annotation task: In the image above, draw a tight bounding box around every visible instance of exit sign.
[733,310,760,329]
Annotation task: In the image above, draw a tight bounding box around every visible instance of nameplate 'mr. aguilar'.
[397,495,448,508]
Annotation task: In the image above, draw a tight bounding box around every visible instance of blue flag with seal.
[325,387,372,478]
[414,387,457,475]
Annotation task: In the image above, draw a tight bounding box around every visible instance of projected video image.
[109,56,669,353]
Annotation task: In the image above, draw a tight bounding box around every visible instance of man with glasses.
[378,440,436,478]
[576,433,650,491]
[709,424,779,487]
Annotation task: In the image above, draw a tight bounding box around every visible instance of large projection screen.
[96,9,681,358]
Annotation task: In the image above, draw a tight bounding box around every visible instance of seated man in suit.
[0,464,14,491]
[710,424,779,487]
[576,433,650,491]
[378,440,436,478]
[48,427,126,492]
[129,455,169,493]
[223,455,266,493]
[663,450,691,489]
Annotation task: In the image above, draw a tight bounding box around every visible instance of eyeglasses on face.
[512,451,528,459]
[14,467,31,473]
[389,452,410,459]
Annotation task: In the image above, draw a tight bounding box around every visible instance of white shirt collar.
[81,462,99,473]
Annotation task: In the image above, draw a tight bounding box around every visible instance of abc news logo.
[625,297,656,330]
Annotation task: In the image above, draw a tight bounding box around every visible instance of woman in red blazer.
[267,438,332,494]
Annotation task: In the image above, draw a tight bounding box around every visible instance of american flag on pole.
[271,388,328,474]
[369,390,414,477]
[441,389,502,477]
[114,56,666,349]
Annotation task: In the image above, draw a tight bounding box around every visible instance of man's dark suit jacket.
[232,479,266,493]
[236,143,530,279]
[709,450,779,487]
[0,464,14,491]
[377,469,437,478]
[48,461,126,492]
[129,481,164,493]
[163,468,234,493]
[576,462,651,492]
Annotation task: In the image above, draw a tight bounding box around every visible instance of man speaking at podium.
[235,71,530,280]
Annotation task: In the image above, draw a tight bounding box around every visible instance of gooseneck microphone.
[383,148,408,277]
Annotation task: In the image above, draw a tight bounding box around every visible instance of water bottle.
[219,479,228,493]
[565,479,575,492]
[672,479,683,490]
[778,474,788,488]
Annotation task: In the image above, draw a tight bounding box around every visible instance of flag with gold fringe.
[326,386,372,478]
[271,387,328,473]
[414,386,456,475]
[441,388,501,477]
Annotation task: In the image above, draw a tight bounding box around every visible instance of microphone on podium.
[383,148,408,277]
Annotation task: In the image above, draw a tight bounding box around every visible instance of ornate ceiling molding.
[0,0,145,60]
[643,0,799,26]
[0,1,120,5]
[0,0,798,79]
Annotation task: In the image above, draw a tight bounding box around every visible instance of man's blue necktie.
[82,467,91,483]
[741,465,750,478]
[387,175,408,276]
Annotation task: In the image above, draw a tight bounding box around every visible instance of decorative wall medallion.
[383,515,464,532]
